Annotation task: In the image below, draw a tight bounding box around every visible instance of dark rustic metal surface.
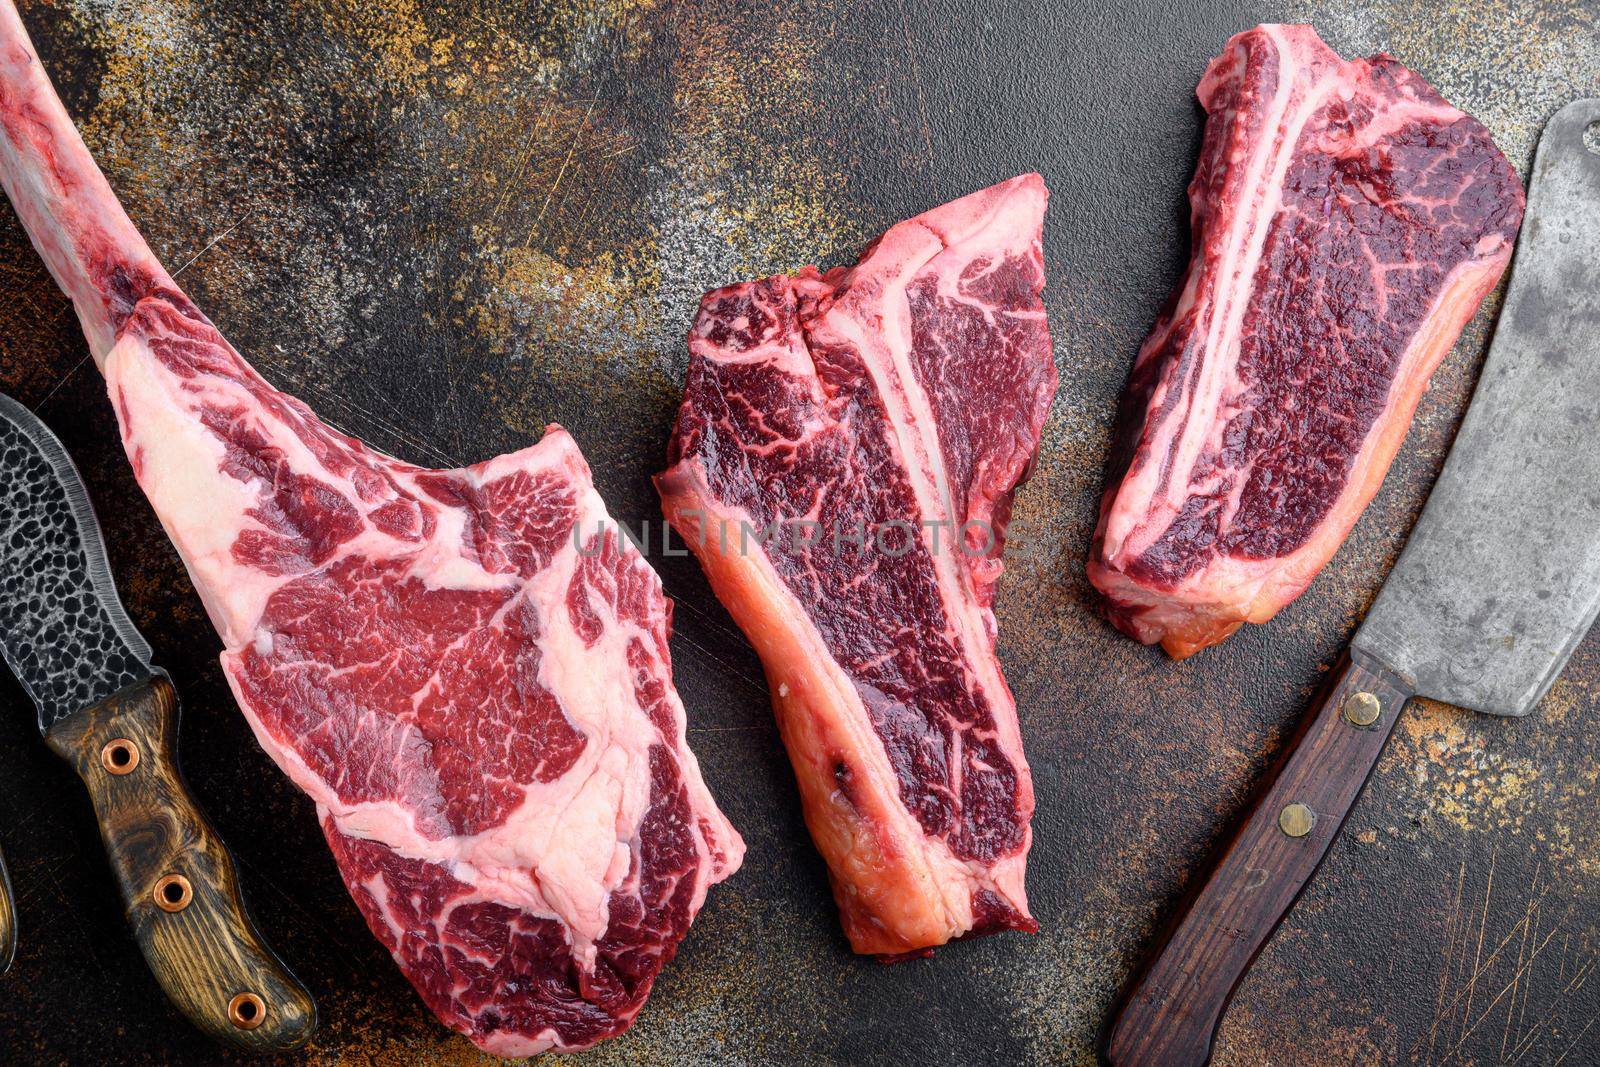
[0,1,1596,1063]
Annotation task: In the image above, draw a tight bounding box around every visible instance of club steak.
[658,175,1053,957]
[0,3,741,1054]
[1088,24,1524,658]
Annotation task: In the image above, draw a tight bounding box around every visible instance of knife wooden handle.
[1106,647,1412,1066]
[0,840,15,974]
[43,674,316,1051]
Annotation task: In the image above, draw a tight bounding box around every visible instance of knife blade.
[1108,98,1600,1066]
[0,392,316,1050]
[0,397,154,725]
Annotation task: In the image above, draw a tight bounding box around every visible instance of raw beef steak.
[0,2,741,1054]
[659,175,1054,957]
[1089,24,1524,658]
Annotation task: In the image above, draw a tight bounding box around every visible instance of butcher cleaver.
[0,392,316,1050]
[1107,97,1600,1066]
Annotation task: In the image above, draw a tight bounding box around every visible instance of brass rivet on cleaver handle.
[1277,803,1317,838]
[1342,691,1382,727]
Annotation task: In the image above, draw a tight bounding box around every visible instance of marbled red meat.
[0,1,741,1054]
[658,175,1054,957]
[1089,24,1524,657]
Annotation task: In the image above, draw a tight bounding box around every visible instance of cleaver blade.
[1355,97,1600,717]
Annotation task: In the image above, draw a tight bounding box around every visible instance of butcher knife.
[1106,97,1600,1066]
[0,842,14,973]
[0,392,316,1050]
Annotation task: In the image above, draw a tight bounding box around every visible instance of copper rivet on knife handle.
[46,675,317,1048]
[100,738,140,775]
[1342,691,1382,727]
[153,873,193,913]
[1278,803,1316,838]
[228,992,267,1030]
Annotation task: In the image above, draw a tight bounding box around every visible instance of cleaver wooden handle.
[43,674,316,1051]
[1106,647,1413,1066]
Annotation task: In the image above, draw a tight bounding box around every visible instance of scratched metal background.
[0,0,1596,1063]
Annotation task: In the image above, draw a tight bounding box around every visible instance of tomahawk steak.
[1089,24,1524,658]
[0,2,742,1054]
[658,175,1054,957]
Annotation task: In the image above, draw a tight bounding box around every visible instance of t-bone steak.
[1088,24,1524,658]
[0,2,741,1055]
[658,175,1054,957]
